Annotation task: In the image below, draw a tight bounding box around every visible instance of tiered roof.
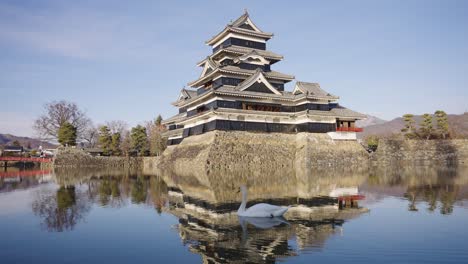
[188,11,293,88]
[205,11,273,46]
[209,46,284,62]
[166,11,366,124]
[188,65,294,87]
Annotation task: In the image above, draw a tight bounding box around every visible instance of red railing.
[0,169,53,178]
[336,127,363,132]
[0,156,53,163]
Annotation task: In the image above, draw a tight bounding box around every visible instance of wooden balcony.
[336,127,363,132]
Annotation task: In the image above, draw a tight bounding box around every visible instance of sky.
[1,0,467,137]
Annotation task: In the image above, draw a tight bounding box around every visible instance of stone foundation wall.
[371,139,468,166]
[156,131,370,178]
[53,148,143,170]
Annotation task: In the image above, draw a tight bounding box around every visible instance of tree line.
[363,110,451,152]
[401,110,449,140]
[33,100,167,156]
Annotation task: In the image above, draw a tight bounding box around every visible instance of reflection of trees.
[99,179,112,206]
[30,170,170,231]
[54,168,169,209]
[369,165,467,215]
[96,177,123,207]
[149,177,168,214]
[131,176,148,204]
[405,184,459,214]
[32,185,91,232]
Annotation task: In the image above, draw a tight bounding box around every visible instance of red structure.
[336,127,363,132]
[0,169,52,178]
[0,156,52,163]
[337,194,365,202]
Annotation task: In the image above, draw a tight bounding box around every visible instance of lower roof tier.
[163,107,365,132]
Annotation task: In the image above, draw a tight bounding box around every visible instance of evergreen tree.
[434,110,449,139]
[131,125,149,156]
[58,122,77,146]
[419,113,434,140]
[98,126,112,155]
[401,114,416,139]
[111,132,122,156]
[155,115,163,126]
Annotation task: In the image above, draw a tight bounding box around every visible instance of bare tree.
[33,100,91,141]
[120,130,131,156]
[82,125,99,148]
[147,116,167,156]
[106,120,128,135]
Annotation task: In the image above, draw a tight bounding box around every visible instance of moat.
[1,165,467,263]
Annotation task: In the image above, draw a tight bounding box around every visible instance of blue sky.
[1,0,467,137]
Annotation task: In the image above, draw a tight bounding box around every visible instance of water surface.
[1,166,467,263]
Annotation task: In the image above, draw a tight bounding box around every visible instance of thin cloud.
[0,2,166,60]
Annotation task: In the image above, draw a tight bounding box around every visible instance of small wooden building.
[2,146,24,156]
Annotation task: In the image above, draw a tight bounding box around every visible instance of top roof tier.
[206,11,274,46]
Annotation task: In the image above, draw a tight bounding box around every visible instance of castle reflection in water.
[1,165,467,263]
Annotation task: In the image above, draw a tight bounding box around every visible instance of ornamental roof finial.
[244,8,249,15]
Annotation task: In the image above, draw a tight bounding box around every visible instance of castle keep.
[163,11,365,145]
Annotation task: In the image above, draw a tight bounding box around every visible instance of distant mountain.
[360,113,468,138]
[356,115,387,128]
[0,133,57,149]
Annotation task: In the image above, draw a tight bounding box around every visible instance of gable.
[238,22,255,31]
[230,13,263,33]
[237,71,282,95]
[200,61,216,78]
[178,92,188,101]
[244,82,275,94]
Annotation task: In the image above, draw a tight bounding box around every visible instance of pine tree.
[434,110,449,139]
[111,132,121,156]
[155,115,163,126]
[419,113,434,140]
[98,126,112,155]
[58,122,77,146]
[401,114,416,139]
[131,125,149,156]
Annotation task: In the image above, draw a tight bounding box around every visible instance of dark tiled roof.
[295,82,339,100]
[185,89,197,98]
[220,65,294,80]
[206,12,273,45]
[330,105,366,118]
[188,65,294,87]
[216,46,283,61]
